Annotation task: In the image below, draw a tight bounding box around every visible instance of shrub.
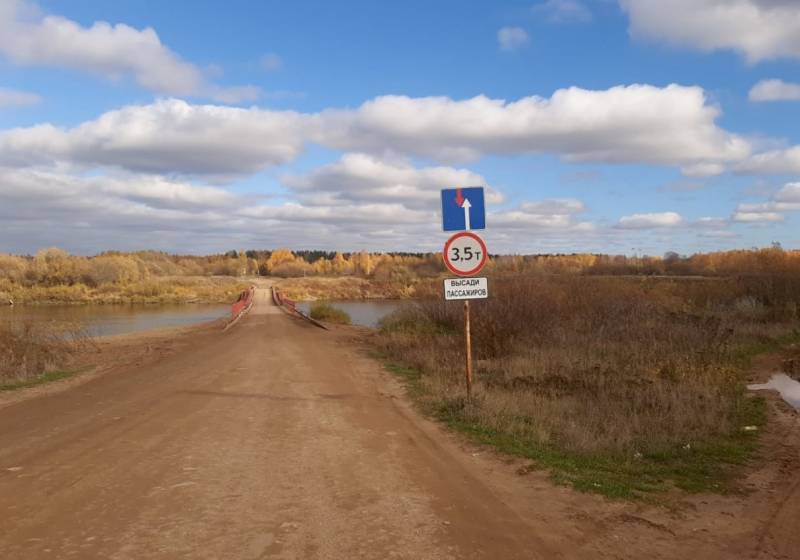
[0,320,93,385]
[309,302,351,324]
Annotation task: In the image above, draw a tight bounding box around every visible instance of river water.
[0,303,230,337]
[0,299,401,337]
[296,300,401,327]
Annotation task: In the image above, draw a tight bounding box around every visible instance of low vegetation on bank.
[3,245,800,304]
[0,249,249,304]
[0,320,93,389]
[4,276,249,305]
[276,276,414,301]
[309,302,352,325]
[374,273,800,499]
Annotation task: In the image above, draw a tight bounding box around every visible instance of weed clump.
[309,302,351,325]
[0,320,94,387]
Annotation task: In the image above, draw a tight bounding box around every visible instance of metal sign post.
[441,187,488,401]
[464,300,473,399]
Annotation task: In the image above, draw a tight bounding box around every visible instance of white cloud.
[0,155,599,254]
[0,0,257,101]
[0,165,437,253]
[490,199,592,231]
[0,99,308,176]
[0,85,752,177]
[749,79,800,102]
[620,0,800,63]
[261,53,283,72]
[317,85,750,168]
[731,183,800,223]
[775,182,800,204]
[282,153,502,210]
[737,146,800,175]
[732,211,784,223]
[680,162,726,177]
[0,86,40,108]
[0,167,239,250]
[533,0,592,23]
[497,27,530,51]
[618,212,683,229]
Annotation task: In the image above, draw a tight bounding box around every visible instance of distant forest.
[1,246,799,290]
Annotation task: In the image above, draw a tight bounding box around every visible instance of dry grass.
[0,320,95,386]
[277,276,417,301]
[375,274,800,497]
[309,302,352,324]
[0,276,249,304]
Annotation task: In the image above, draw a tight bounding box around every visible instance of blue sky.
[1,0,799,255]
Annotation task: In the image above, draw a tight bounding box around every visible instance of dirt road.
[0,289,556,559]
[2,288,799,559]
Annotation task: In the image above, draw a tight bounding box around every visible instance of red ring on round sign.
[443,231,488,277]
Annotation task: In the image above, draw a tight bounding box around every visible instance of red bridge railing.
[230,286,254,319]
[272,287,328,330]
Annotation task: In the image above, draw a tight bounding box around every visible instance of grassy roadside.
[371,275,800,500]
[379,357,772,500]
[0,367,93,392]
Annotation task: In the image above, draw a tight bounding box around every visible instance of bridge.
[0,288,552,559]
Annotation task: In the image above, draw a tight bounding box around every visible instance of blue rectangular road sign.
[441,187,486,231]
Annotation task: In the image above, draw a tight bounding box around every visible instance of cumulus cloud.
[533,0,592,23]
[681,162,726,177]
[317,85,750,168]
[0,167,241,254]
[0,99,308,176]
[490,199,592,231]
[749,79,800,102]
[617,211,683,229]
[737,146,800,175]
[282,153,502,210]
[0,167,236,214]
[0,86,40,108]
[775,182,800,206]
[0,158,599,254]
[497,27,530,51]
[0,165,437,254]
[619,0,800,63]
[732,210,784,223]
[0,0,257,101]
[0,85,751,177]
[731,183,800,225]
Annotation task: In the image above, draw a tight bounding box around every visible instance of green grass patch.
[734,328,800,363]
[0,367,90,392]
[379,355,769,501]
[309,301,351,324]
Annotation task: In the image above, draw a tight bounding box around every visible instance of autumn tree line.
[1,246,799,292]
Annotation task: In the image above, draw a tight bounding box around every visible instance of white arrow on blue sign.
[441,187,486,231]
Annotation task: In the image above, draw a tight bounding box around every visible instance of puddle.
[748,373,800,410]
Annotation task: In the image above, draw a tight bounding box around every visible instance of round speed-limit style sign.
[443,231,488,277]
